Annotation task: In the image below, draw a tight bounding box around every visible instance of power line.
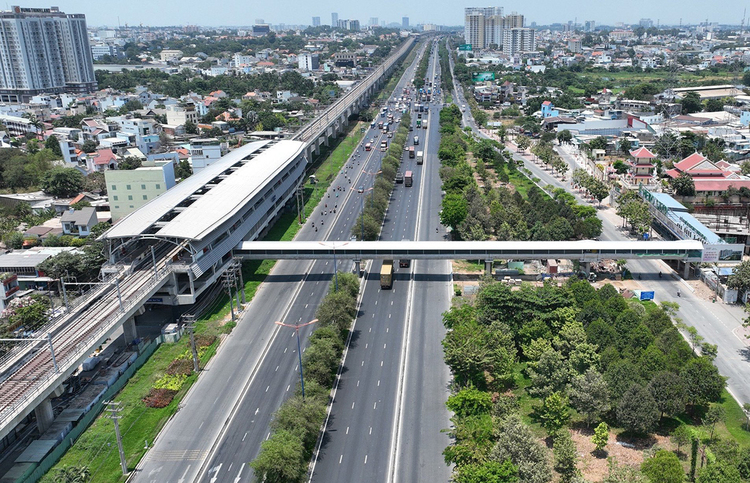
[104,401,127,475]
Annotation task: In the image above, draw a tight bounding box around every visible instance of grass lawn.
[508,168,543,199]
[42,57,409,482]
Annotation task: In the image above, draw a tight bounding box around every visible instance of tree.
[537,391,570,437]
[270,395,327,451]
[455,460,519,483]
[175,159,193,179]
[441,194,469,230]
[696,462,742,483]
[648,371,686,418]
[527,349,571,399]
[491,414,552,483]
[45,135,63,156]
[570,368,610,427]
[184,120,198,134]
[3,231,23,249]
[497,124,508,143]
[516,136,530,152]
[557,130,573,144]
[118,156,142,170]
[447,386,493,418]
[250,430,306,483]
[641,450,686,483]
[603,459,648,483]
[83,172,106,194]
[705,98,725,112]
[592,422,609,453]
[53,466,91,483]
[40,167,84,197]
[681,91,703,114]
[703,405,726,441]
[672,172,696,196]
[553,431,579,483]
[727,261,750,293]
[680,357,726,409]
[616,384,660,434]
[443,320,516,390]
[671,424,692,455]
[81,139,98,153]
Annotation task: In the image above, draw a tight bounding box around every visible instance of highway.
[449,44,750,410]
[309,39,452,483]
[132,41,429,483]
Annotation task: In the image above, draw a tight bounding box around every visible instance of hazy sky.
[16,0,750,28]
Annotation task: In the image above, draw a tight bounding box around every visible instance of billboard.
[639,291,655,301]
[472,72,496,82]
[458,44,472,51]
[701,243,744,263]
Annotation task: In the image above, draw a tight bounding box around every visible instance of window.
[129,205,134,208]
[113,195,118,201]
[126,184,131,190]
[128,195,133,201]
[155,184,160,189]
[111,185,116,190]
[143,195,148,200]
[141,184,146,189]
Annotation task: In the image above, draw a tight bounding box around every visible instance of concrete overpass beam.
[34,398,54,434]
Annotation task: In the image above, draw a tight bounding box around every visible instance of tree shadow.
[615,432,657,450]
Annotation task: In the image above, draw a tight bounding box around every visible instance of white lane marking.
[340,455,343,464]
[370,427,372,435]
[242,432,248,442]
[352,402,356,409]
[364,455,368,464]
[234,466,244,483]
[255,408,259,415]
[287,385,290,392]
[346,426,349,434]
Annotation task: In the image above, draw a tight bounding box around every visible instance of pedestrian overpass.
[235,239,706,274]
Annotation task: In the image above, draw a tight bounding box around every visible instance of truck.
[380,140,388,151]
[408,146,415,158]
[416,150,424,165]
[422,120,428,130]
[395,171,404,183]
[404,170,413,187]
[416,119,422,128]
[365,142,372,151]
[380,260,393,289]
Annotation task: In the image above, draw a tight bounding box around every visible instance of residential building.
[159,49,183,62]
[0,6,96,103]
[110,116,160,154]
[189,138,222,172]
[584,20,596,32]
[402,17,409,29]
[0,113,40,137]
[298,53,319,71]
[252,24,270,36]
[60,206,97,236]
[105,159,176,221]
[312,16,320,27]
[0,273,19,312]
[568,39,582,53]
[464,7,503,50]
[503,12,524,29]
[166,103,199,127]
[337,19,360,31]
[333,52,357,67]
[369,17,378,27]
[503,27,535,55]
[233,53,255,68]
[91,43,117,60]
[0,246,78,290]
[332,12,338,27]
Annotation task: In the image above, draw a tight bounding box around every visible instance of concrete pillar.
[484,260,493,277]
[34,398,54,434]
[683,262,691,279]
[123,316,137,346]
[580,261,591,277]
[355,259,361,277]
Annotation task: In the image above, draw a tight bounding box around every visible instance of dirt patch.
[570,427,674,482]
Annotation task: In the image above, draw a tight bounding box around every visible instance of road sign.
[459,44,472,51]
[639,291,655,301]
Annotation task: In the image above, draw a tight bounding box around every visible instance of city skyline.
[14,0,750,28]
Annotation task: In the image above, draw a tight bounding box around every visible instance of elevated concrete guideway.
[235,240,705,262]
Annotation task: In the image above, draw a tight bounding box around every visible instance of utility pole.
[182,314,199,372]
[233,257,246,304]
[221,270,236,322]
[105,401,128,475]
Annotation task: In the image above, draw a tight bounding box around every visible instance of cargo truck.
[380,260,393,289]
[416,150,424,165]
[404,170,413,187]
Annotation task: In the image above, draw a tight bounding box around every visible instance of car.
[358,186,364,193]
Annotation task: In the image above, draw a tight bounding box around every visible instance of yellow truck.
[380,260,393,289]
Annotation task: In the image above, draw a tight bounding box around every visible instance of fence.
[16,338,161,483]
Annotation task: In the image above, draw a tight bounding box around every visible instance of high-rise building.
[0,6,96,103]
[369,17,378,27]
[584,20,595,32]
[464,7,503,50]
[503,12,524,29]
[298,53,319,71]
[502,27,535,55]
[639,18,653,28]
[331,12,338,27]
[402,17,409,29]
[312,16,321,27]
[337,19,360,31]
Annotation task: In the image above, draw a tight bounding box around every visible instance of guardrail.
[292,36,415,144]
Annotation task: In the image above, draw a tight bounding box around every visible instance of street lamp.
[319,241,348,291]
[275,319,318,399]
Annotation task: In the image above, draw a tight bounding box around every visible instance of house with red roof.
[85,148,119,173]
[665,152,750,199]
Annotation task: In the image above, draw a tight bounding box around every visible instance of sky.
[15,0,750,28]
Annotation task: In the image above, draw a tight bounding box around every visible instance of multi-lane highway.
[309,39,452,483]
[132,41,431,483]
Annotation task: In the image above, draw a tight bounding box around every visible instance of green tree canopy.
[40,167,84,197]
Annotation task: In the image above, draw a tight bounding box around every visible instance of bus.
[416,151,424,165]
[365,143,372,151]
[380,260,393,289]
[404,170,413,187]
[408,146,415,158]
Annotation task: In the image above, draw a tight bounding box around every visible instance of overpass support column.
[484,260,493,277]
[354,259,361,277]
[34,398,54,434]
[683,262,691,279]
[123,316,137,346]
[580,261,591,277]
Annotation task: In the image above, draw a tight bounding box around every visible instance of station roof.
[104,140,305,242]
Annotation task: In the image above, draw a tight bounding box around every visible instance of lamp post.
[318,241,348,291]
[275,319,318,399]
